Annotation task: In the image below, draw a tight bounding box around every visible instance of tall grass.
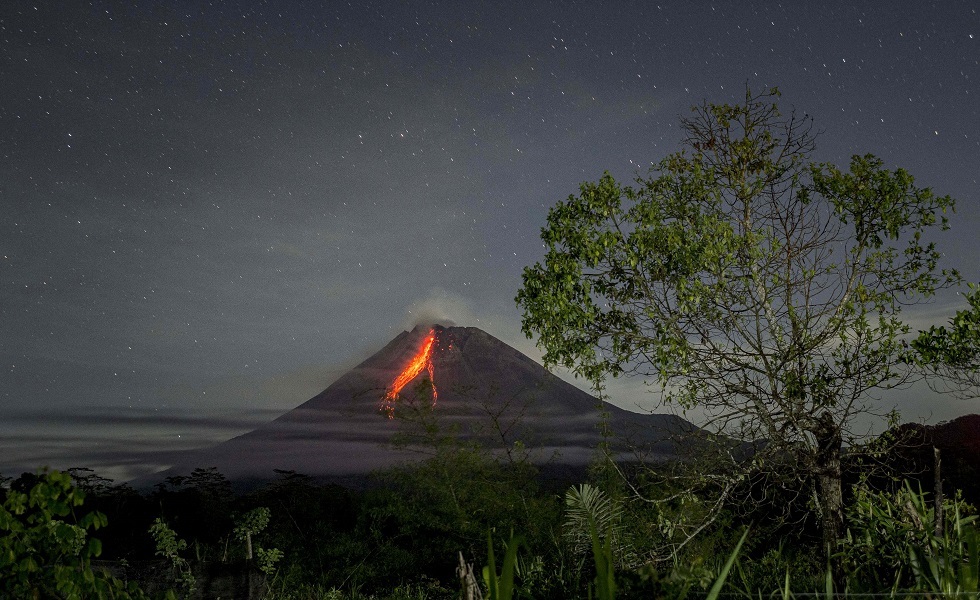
[473,480,979,600]
[269,480,980,600]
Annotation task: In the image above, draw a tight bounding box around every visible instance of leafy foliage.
[149,517,196,596]
[516,86,976,561]
[482,531,522,600]
[152,466,234,561]
[563,484,630,570]
[234,506,283,575]
[13,460,980,600]
[912,283,980,396]
[838,479,978,593]
[0,470,152,599]
[362,440,555,591]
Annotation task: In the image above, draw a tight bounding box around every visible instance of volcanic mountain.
[150,325,693,483]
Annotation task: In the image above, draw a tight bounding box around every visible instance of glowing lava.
[381,329,438,418]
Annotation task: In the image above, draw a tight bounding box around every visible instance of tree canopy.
[516,88,979,560]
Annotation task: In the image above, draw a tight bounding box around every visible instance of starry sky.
[1,1,978,482]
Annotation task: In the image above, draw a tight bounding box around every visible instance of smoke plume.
[399,288,482,330]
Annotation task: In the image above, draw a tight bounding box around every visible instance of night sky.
[2,1,978,481]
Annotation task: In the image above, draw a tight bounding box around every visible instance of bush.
[0,469,154,599]
[839,479,976,591]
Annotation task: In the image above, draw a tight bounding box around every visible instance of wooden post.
[458,551,484,600]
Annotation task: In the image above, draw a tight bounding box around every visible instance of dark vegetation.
[3,416,980,599]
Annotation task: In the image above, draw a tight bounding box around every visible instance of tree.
[912,283,980,396]
[232,505,283,576]
[516,88,977,565]
[0,470,153,599]
[153,466,234,559]
[149,517,196,597]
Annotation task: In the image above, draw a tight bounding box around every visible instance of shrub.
[0,469,154,599]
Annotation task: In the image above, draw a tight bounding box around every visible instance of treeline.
[3,426,980,599]
[0,439,567,599]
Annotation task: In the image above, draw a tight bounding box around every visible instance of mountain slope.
[145,325,692,482]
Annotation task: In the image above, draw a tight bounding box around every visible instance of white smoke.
[399,287,486,330]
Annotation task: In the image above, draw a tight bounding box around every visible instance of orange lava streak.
[381,329,438,418]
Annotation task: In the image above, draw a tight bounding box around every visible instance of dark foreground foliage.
[4,429,980,600]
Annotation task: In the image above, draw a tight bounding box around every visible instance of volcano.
[149,325,693,483]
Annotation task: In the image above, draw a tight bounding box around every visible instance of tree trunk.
[815,411,844,589]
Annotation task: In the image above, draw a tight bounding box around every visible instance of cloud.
[1,406,281,430]
[0,405,278,482]
[0,430,219,483]
[399,287,483,330]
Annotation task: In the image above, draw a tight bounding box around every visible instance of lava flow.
[380,328,438,418]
